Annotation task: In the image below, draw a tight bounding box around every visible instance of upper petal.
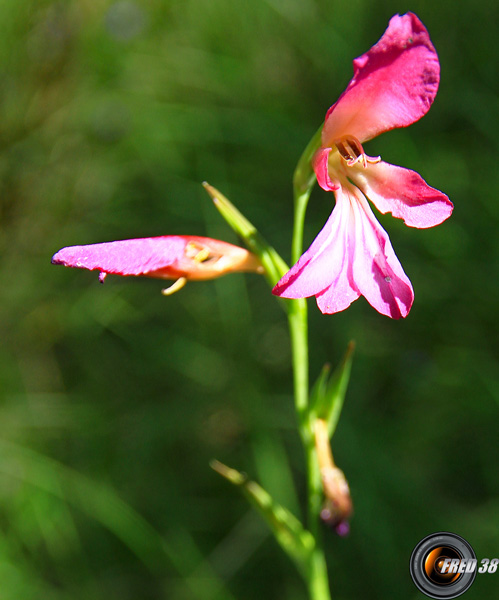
[322,13,440,145]
[350,161,453,228]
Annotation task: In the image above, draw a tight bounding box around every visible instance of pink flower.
[52,235,262,293]
[273,13,453,318]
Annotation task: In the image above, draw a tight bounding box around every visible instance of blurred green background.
[0,0,497,598]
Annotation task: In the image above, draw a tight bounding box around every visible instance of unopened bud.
[314,418,353,534]
[52,235,263,293]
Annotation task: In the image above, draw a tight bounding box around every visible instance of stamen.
[334,135,381,168]
[185,242,216,264]
[161,277,187,296]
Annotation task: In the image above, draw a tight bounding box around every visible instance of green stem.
[288,296,331,600]
[288,298,309,426]
[305,430,331,600]
[292,188,312,265]
[291,125,322,264]
[287,138,331,598]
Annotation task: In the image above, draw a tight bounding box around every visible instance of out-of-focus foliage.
[0,0,497,598]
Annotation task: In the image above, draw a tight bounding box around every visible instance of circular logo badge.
[410,532,477,598]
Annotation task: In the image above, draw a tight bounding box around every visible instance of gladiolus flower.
[273,13,453,318]
[52,235,263,294]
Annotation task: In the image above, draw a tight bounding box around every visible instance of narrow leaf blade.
[211,460,314,575]
[203,183,289,287]
[311,342,355,437]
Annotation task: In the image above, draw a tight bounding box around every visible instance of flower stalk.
[288,140,331,599]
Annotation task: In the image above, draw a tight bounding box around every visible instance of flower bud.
[52,235,263,292]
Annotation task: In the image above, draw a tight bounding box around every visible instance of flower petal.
[322,12,440,145]
[274,183,413,318]
[315,268,360,315]
[51,236,188,277]
[348,188,413,318]
[350,161,453,228]
[272,199,350,299]
[313,147,340,191]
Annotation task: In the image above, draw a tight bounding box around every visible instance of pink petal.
[322,13,440,145]
[349,189,413,318]
[272,193,357,303]
[274,183,413,318]
[52,236,188,277]
[313,147,340,192]
[350,161,453,228]
[315,267,360,315]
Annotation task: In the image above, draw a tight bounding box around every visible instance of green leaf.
[0,440,235,599]
[310,342,355,437]
[203,183,289,288]
[309,362,331,413]
[211,460,314,577]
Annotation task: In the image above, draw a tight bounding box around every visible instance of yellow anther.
[185,242,215,264]
[161,277,187,296]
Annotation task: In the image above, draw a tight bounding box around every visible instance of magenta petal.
[313,147,340,192]
[322,13,440,145]
[51,237,187,276]
[350,191,413,318]
[350,161,453,228]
